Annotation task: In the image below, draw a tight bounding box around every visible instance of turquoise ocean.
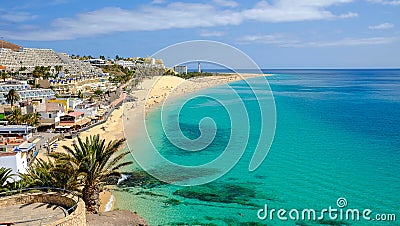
[115,69,400,226]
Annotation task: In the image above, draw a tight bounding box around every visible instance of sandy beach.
[36,73,269,212]
[99,189,114,212]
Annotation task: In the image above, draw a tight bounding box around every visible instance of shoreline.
[37,73,270,213]
[99,188,114,212]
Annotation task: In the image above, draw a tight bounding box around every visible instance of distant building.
[115,60,135,69]
[67,98,84,110]
[0,41,102,76]
[44,74,113,95]
[85,58,106,67]
[75,101,99,118]
[173,65,187,75]
[0,81,55,105]
[56,111,90,131]
[38,102,66,131]
[47,99,69,113]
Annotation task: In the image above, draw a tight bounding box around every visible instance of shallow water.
[116,69,400,226]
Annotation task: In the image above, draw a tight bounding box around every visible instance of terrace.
[0,188,86,226]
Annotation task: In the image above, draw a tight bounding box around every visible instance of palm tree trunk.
[82,183,101,214]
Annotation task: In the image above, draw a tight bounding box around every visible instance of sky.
[0,0,399,68]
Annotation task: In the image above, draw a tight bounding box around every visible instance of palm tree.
[77,90,84,99]
[19,159,79,190]
[26,112,42,127]
[54,65,63,76]
[6,108,23,125]
[18,66,27,75]
[50,135,132,213]
[0,167,14,192]
[32,66,42,78]
[4,89,20,107]
[0,71,9,82]
[32,66,51,79]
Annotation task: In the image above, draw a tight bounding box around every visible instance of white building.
[38,102,65,130]
[115,60,135,69]
[0,47,103,76]
[173,65,187,75]
[68,98,84,110]
[85,58,106,66]
[75,101,99,119]
[0,151,28,181]
[0,81,55,105]
[0,125,36,181]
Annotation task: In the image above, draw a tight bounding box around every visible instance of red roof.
[68,112,84,117]
[0,65,6,70]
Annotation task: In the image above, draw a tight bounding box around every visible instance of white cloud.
[0,10,37,22]
[3,0,357,41]
[294,37,398,47]
[212,0,239,8]
[242,0,357,22]
[369,23,394,30]
[238,34,398,47]
[151,0,167,4]
[368,0,400,5]
[339,12,358,18]
[199,30,226,37]
[238,34,301,46]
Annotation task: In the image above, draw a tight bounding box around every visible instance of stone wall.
[51,195,86,226]
[0,192,86,226]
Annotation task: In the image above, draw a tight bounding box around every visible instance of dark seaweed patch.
[118,170,167,188]
[163,198,181,206]
[173,182,258,206]
[134,190,167,197]
[317,220,351,226]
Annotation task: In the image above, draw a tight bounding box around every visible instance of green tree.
[32,66,51,79]
[0,71,9,82]
[50,135,132,213]
[18,66,27,72]
[54,65,63,75]
[26,112,42,127]
[77,90,84,99]
[4,89,20,107]
[19,159,79,190]
[94,89,103,96]
[6,108,23,125]
[0,167,14,192]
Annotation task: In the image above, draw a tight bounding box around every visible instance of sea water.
[115,69,400,226]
